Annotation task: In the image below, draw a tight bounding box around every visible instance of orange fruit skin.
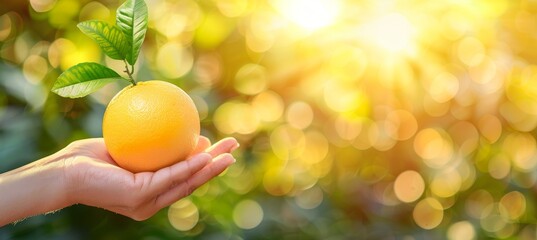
[102,80,200,173]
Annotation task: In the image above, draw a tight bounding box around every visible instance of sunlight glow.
[276,0,340,31]
[363,13,415,53]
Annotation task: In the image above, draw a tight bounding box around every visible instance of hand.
[64,136,238,220]
[0,136,239,226]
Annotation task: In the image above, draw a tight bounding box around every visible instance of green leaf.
[77,20,129,60]
[116,0,148,65]
[51,63,126,98]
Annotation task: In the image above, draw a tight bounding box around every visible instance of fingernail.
[230,143,240,152]
[214,153,236,164]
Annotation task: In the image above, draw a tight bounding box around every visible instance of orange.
[102,80,200,173]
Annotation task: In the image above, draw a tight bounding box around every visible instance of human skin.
[0,136,239,226]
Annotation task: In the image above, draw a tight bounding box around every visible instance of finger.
[154,153,235,208]
[204,137,239,157]
[143,153,212,196]
[190,136,211,156]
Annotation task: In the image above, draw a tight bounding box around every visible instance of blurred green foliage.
[3,0,537,239]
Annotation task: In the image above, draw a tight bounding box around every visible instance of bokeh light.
[447,221,476,240]
[414,128,454,168]
[499,191,526,221]
[413,197,444,230]
[168,199,199,231]
[232,199,264,229]
[295,186,324,209]
[394,170,424,203]
[30,0,57,13]
[156,42,193,79]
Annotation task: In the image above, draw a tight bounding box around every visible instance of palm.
[64,136,238,220]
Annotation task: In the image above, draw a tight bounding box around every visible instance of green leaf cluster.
[51,0,148,98]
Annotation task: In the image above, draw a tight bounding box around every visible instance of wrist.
[0,153,72,225]
[55,149,80,206]
[36,153,75,210]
